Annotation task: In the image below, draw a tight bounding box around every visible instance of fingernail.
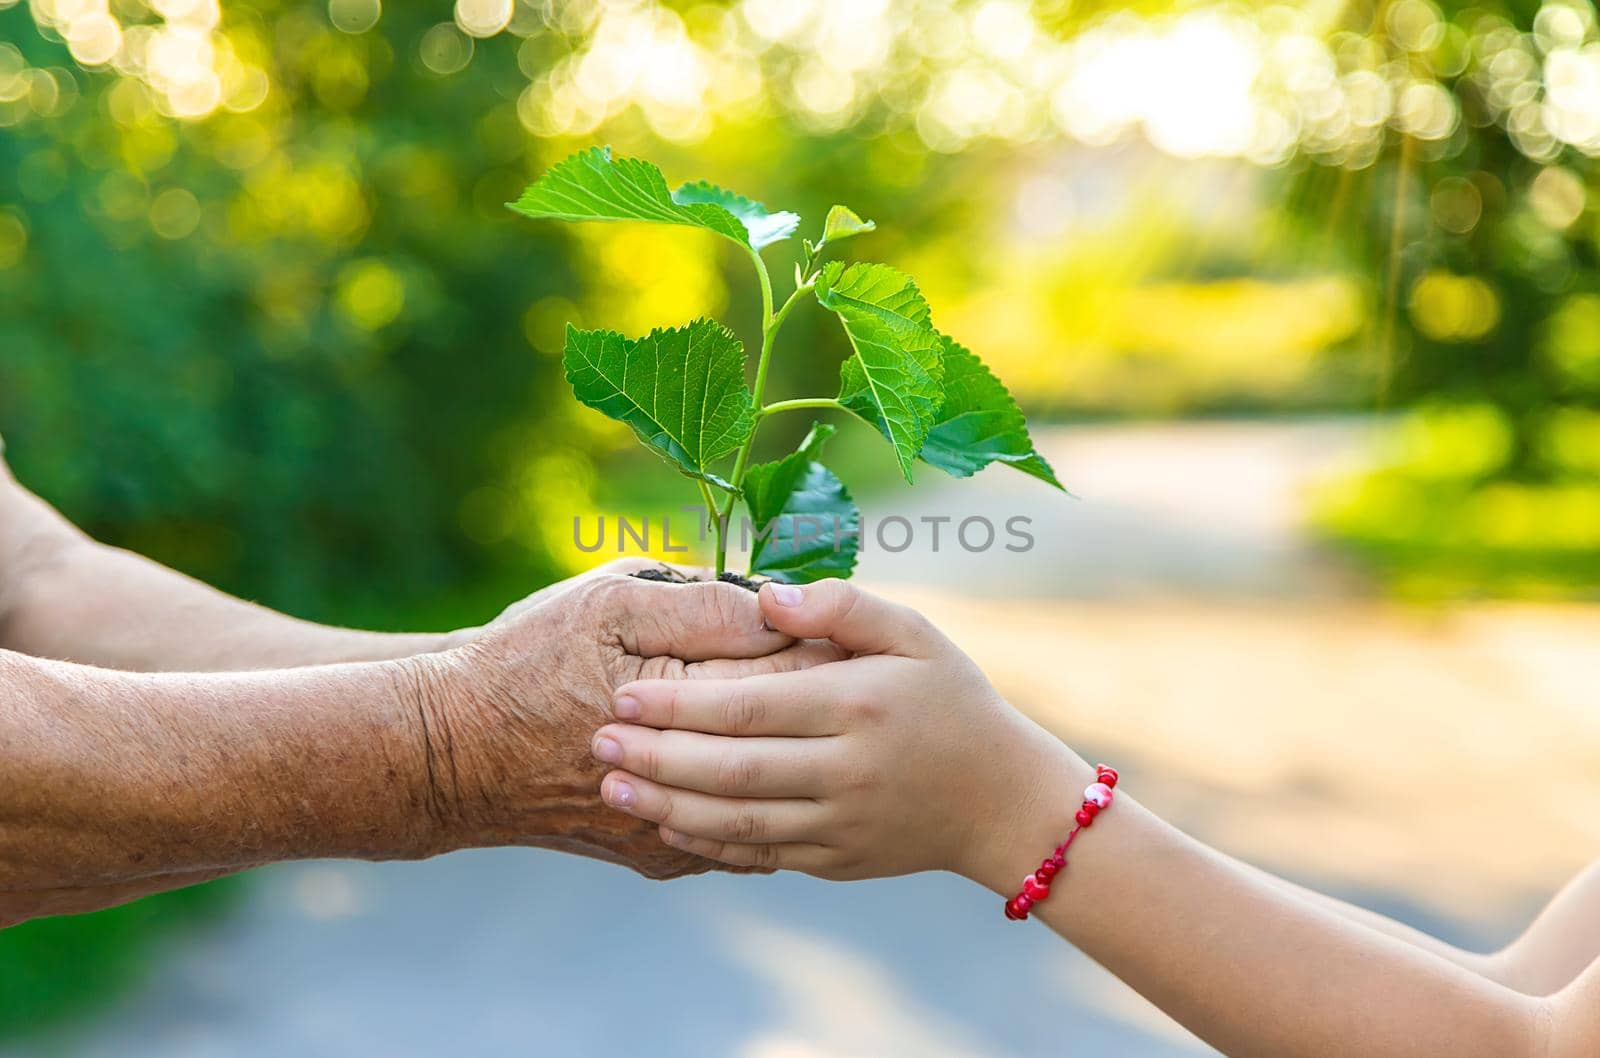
[768,583,803,607]
[592,735,622,764]
[613,694,640,721]
[605,779,634,808]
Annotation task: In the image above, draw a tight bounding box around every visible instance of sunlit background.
[2,0,1599,1053]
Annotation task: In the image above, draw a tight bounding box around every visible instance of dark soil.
[631,565,763,593]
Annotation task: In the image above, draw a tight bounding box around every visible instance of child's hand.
[588,579,1080,886]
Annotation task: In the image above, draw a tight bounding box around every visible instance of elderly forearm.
[0,867,247,928]
[993,751,1561,1058]
[8,533,457,670]
[0,465,459,670]
[0,648,436,896]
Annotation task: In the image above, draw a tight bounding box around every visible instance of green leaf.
[820,204,876,246]
[507,146,797,251]
[671,180,799,250]
[816,260,933,330]
[743,423,860,583]
[920,335,1065,489]
[816,261,945,482]
[562,319,755,492]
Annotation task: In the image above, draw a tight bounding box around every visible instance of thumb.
[606,576,790,661]
[758,579,935,657]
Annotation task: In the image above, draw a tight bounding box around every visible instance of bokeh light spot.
[523,296,583,355]
[329,0,381,35]
[291,866,363,920]
[1387,0,1445,53]
[220,63,271,113]
[1529,165,1586,229]
[1409,272,1502,341]
[336,258,406,330]
[1431,176,1483,234]
[0,43,26,103]
[419,22,473,75]
[149,187,202,239]
[1542,292,1600,385]
[65,13,123,67]
[1534,1,1592,54]
[27,68,61,116]
[0,211,27,270]
[17,150,67,202]
[1395,81,1458,139]
[98,170,150,221]
[455,0,512,40]
[1541,408,1600,474]
[1398,403,1514,479]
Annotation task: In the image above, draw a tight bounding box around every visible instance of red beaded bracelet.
[1004,764,1119,921]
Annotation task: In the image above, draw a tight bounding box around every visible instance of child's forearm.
[986,749,1561,1058]
[1220,850,1510,984]
[1496,859,1600,995]
[587,577,1600,1056]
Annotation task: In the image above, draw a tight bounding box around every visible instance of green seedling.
[509,147,1062,581]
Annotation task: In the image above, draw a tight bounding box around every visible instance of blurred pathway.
[13,418,1600,1058]
[855,416,1380,600]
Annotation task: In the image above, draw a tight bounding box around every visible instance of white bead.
[1084,782,1113,808]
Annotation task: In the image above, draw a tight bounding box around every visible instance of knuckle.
[714,753,760,794]
[839,765,882,794]
[579,575,631,620]
[766,650,807,674]
[634,741,662,779]
[830,580,862,623]
[654,791,677,827]
[900,610,939,649]
[839,689,883,725]
[663,682,686,726]
[751,843,780,870]
[827,857,867,881]
[729,803,764,842]
[584,573,627,602]
[635,656,685,682]
[722,687,761,735]
[810,641,853,666]
[703,583,748,632]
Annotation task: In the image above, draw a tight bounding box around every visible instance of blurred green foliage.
[1287,0,1600,598]
[0,3,584,622]
[1312,402,1600,597]
[0,878,240,1042]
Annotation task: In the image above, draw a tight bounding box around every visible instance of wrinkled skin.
[0,561,845,927]
[407,560,847,878]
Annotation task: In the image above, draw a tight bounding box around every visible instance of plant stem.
[697,479,726,577]
[723,254,825,553]
[750,278,811,411]
[761,397,843,417]
[748,246,774,341]
[713,248,832,573]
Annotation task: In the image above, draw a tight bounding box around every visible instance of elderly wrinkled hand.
[401,563,849,878]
